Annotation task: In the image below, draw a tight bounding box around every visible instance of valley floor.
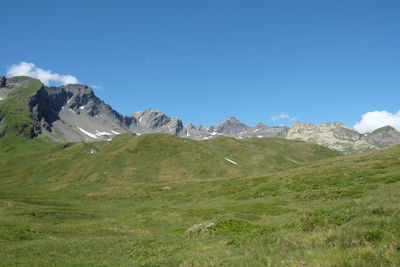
[1,145,400,266]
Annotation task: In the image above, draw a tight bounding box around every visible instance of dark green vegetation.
[1,78,400,266]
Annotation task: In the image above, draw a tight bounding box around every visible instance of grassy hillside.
[0,133,339,195]
[0,140,399,265]
[0,76,43,137]
[0,76,55,159]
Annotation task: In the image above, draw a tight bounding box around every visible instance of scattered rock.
[298,260,308,266]
[162,186,172,190]
[187,222,215,232]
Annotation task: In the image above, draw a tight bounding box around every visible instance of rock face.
[2,76,400,153]
[366,126,400,148]
[127,109,185,136]
[286,122,379,153]
[28,83,128,142]
[210,117,249,136]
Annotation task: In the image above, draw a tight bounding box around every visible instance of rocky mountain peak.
[224,117,241,123]
[210,117,248,135]
[127,109,185,136]
[133,109,174,128]
[367,125,400,148]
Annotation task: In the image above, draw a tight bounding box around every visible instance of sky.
[2,0,400,132]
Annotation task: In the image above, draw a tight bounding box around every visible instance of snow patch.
[79,105,85,110]
[95,130,112,136]
[0,97,3,100]
[224,158,238,165]
[67,98,72,104]
[69,108,76,114]
[77,127,98,139]
[111,130,120,135]
[257,135,263,138]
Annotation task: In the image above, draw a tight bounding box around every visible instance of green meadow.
[0,133,400,266]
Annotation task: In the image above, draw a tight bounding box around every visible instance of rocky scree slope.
[1,76,399,153]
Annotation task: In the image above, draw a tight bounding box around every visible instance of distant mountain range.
[1,76,400,154]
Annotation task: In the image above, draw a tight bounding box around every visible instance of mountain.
[1,76,400,153]
[366,125,400,148]
[128,109,185,136]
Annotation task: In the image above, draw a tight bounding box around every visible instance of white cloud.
[6,62,78,86]
[354,110,400,133]
[271,112,292,121]
[271,112,289,121]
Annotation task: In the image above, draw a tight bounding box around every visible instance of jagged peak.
[57,84,94,96]
[133,109,164,117]
[223,116,242,123]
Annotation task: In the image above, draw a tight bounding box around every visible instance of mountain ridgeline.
[1,76,400,154]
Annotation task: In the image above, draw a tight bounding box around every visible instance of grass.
[0,135,400,265]
[0,133,339,194]
[0,76,43,138]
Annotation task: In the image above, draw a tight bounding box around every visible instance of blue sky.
[2,0,400,131]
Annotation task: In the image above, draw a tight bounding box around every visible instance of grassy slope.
[0,76,42,137]
[0,142,399,265]
[0,76,55,159]
[0,133,339,196]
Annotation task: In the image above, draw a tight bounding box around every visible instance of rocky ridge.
[1,76,400,153]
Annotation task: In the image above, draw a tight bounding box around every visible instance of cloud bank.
[354,110,400,133]
[6,62,78,85]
